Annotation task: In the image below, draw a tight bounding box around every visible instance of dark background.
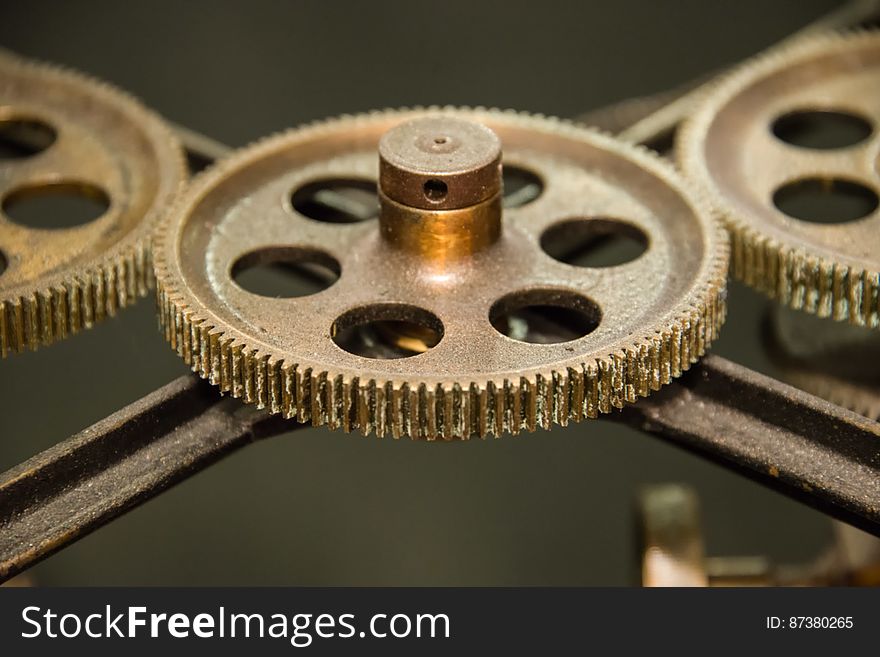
[0,0,843,584]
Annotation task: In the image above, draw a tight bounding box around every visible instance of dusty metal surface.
[0,51,186,356]
[4,351,878,583]
[679,32,880,328]
[621,354,880,538]
[0,373,299,582]
[154,108,728,439]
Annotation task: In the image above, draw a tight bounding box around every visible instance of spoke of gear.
[154,108,728,440]
[678,31,880,328]
[0,51,186,357]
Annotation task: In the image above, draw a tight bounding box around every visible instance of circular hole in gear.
[490,289,601,344]
[773,178,878,224]
[771,110,873,150]
[291,178,378,223]
[231,247,341,298]
[541,218,648,268]
[502,165,543,208]
[332,304,443,359]
[0,250,7,278]
[2,181,110,229]
[0,118,57,159]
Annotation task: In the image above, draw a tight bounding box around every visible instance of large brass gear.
[154,108,728,440]
[0,51,186,356]
[678,31,880,328]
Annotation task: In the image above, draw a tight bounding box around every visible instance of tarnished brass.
[378,115,501,210]
[0,51,186,356]
[378,116,502,263]
[154,108,728,439]
[679,32,880,328]
[378,192,502,263]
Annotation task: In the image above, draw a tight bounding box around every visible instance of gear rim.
[154,107,729,440]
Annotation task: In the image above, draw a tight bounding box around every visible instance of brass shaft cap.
[378,115,502,210]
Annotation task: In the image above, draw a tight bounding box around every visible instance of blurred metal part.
[764,304,880,419]
[679,32,880,328]
[0,373,302,582]
[0,51,186,356]
[639,484,709,586]
[639,484,880,586]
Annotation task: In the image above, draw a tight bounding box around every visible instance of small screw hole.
[424,179,448,202]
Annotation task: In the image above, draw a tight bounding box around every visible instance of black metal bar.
[618,354,880,537]
[0,375,300,582]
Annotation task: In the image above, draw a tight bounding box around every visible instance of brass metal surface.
[155,108,728,440]
[0,52,186,356]
[378,116,503,262]
[679,32,880,328]
[378,115,502,210]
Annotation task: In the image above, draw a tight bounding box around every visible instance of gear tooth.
[406,382,419,439]
[253,353,270,410]
[206,329,222,385]
[620,348,636,404]
[422,384,437,441]
[597,359,612,415]
[388,381,403,439]
[10,297,25,353]
[0,301,9,358]
[473,383,487,439]
[33,290,50,346]
[67,281,82,335]
[566,367,583,422]
[611,352,626,410]
[280,362,297,419]
[515,379,528,434]
[297,367,312,424]
[538,373,553,431]
[551,370,567,427]
[310,370,327,427]
[228,342,245,399]
[374,381,389,438]
[434,383,449,441]
[323,372,340,431]
[340,376,355,433]
[584,362,599,419]
[218,335,234,394]
[265,357,282,415]
[482,381,495,437]
[355,378,371,436]
[831,265,847,322]
[456,383,471,440]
